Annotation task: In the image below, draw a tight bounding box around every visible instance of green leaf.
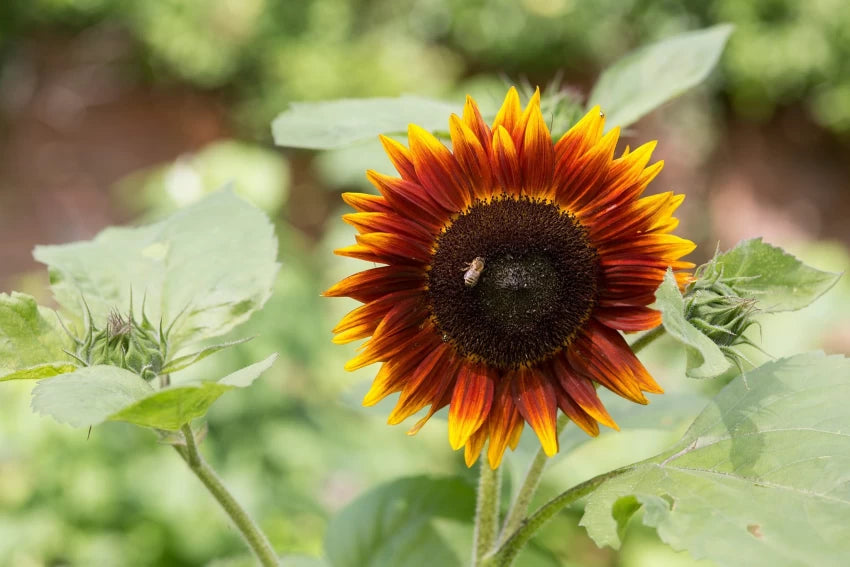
[325,476,475,567]
[587,24,733,129]
[33,190,279,349]
[0,292,77,381]
[272,96,460,149]
[31,365,154,428]
[711,238,841,313]
[654,270,731,379]
[160,337,253,374]
[581,352,850,567]
[32,354,276,430]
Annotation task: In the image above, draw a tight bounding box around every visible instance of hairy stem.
[473,463,502,564]
[499,414,570,543]
[175,424,279,566]
[629,325,666,355]
[481,466,635,566]
[483,325,666,564]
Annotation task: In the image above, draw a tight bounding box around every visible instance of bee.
[462,257,485,288]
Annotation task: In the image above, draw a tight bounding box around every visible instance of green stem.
[481,466,635,567]
[175,424,279,567]
[481,325,666,565]
[498,414,569,543]
[472,463,502,564]
[629,325,665,355]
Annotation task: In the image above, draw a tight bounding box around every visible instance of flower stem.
[481,325,666,565]
[629,325,665,355]
[473,463,502,564]
[481,466,635,567]
[175,424,279,567]
[498,414,569,543]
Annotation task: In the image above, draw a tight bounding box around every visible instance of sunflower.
[325,87,694,468]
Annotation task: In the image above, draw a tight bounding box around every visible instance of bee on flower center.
[462,257,485,288]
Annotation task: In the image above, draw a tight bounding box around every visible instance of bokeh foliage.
[2,2,850,566]
[3,0,850,133]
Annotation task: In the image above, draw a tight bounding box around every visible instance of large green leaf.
[272,96,460,149]
[33,190,279,348]
[325,476,475,567]
[31,354,276,430]
[580,352,850,567]
[711,238,841,313]
[0,292,77,381]
[588,25,733,129]
[654,270,731,379]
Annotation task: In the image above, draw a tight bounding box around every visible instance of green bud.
[684,254,765,369]
[70,304,167,382]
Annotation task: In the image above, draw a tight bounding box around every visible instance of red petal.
[518,89,555,198]
[448,364,495,450]
[366,171,447,230]
[408,124,470,211]
[487,379,523,469]
[388,344,456,424]
[379,135,419,182]
[491,125,521,191]
[449,114,493,199]
[511,367,559,457]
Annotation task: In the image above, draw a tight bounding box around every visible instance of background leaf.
[32,355,277,430]
[33,190,279,349]
[0,292,77,381]
[654,270,731,379]
[580,352,850,567]
[272,96,460,149]
[324,476,475,567]
[587,24,733,129]
[710,238,841,312]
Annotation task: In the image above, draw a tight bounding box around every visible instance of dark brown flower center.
[427,195,599,368]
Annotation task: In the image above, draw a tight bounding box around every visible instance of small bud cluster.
[63,299,168,382]
[683,257,765,371]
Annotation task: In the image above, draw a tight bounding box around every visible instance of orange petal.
[464,426,488,467]
[408,124,470,211]
[387,344,456,424]
[556,127,619,211]
[492,86,522,135]
[363,361,410,406]
[341,192,393,214]
[487,380,523,469]
[554,105,605,165]
[323,266,425,303]
[379,135,418,182]
[550,355,618,430]
[555,386,600,437]
[518,89,555,197]
[449,114,493,198]
[584,320,663,394]
[593,305,662,333]
[346,320,436,371]
[448,364,495,450]
[491,125,521,191]
[511,367,559,457]
[366,171,446,231]
[342,212,433,243]
[462,95,492,150]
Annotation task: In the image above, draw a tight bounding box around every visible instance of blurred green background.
[1,1,850,565]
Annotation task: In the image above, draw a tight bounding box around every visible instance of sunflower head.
[325,87,695,468]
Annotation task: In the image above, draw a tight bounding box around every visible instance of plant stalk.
[481,466,635,567]
[175,424,279,567]
[498,414,569,544]
[472,463,502,565]
[483,325,666,565]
